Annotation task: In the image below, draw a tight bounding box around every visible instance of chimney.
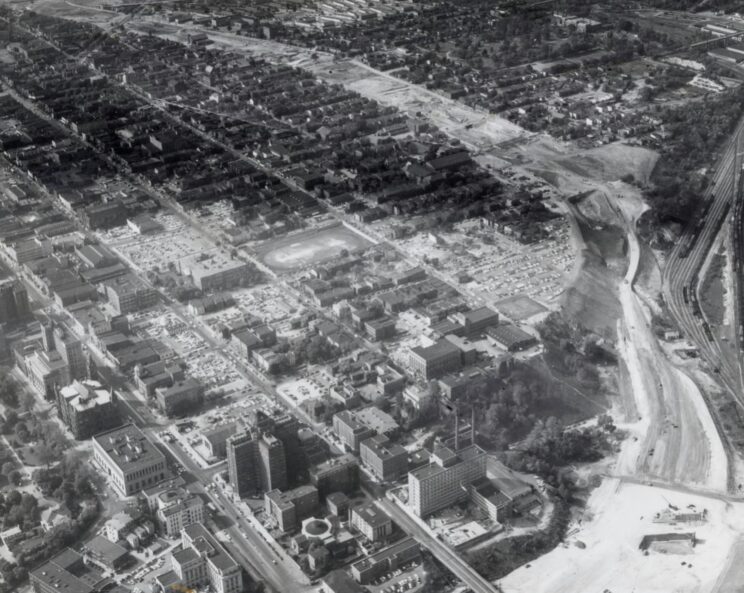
[454,405,459,452]
[471,407,476,447]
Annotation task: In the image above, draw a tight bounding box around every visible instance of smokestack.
[454,405,459,452]
[471,406,476,447]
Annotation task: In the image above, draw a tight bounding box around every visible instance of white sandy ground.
[500,479,744,593]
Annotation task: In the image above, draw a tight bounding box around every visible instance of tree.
[2,410,18,434]
[0,373,19,408]
[14,423,30,444]
[1,461,15,477]
[8,471,21,486]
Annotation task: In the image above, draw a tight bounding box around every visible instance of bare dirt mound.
[561,192,626,339]
[558,143,659,185]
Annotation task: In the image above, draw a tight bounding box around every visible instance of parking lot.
[367,560,426,593]
[389,218,573,309]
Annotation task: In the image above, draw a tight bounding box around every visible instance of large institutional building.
[57,379,120,440]
[359,434,408,481]
[227,430,288,496]
[92,423,168,496]
[157,523,243,593]
[408,338,463,380]
[407,444,487,517]
[143,478,206,538]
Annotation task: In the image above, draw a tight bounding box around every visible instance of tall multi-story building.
[332,411,376,453]
[92,423,168,497]
[54,327,86,381]
[103,273,159,314]
[408,339,463,380]
[226,431,260,498]
[155,377,204,418]
[0,278,30,324]
[134,359,185,397]
[271,413,305,484]
[157,523,243,593]
[310,454,359,497]
[259,433,287,492]
[360,435,408,482]
[407,444,486,517]
[57,379,120,440]
[264,485,319,532]
[25,349,69,400]
[144,480,206,538]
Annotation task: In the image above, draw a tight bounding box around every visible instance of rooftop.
[361,434,406,459]
[351,537,418,573]
[355,406,399,434]
[409,444,486,481]
[351,502,391,528]
[410,338,461,363]
[486,324,536,349]
[92,423,165,472]
[30,548,104,593]
[182,523,239,573]
[104,272,151,294]
[180,249,248,276]
[59,379,114,412]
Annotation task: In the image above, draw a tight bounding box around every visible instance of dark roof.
[486,324,537,349]
[410,339,461,363]
[84,535,129,563]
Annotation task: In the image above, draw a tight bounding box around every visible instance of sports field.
[257,225,373,271]
[495,295,548,321]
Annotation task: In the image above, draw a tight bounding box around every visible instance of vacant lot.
[255,224,373,271]
[500,480,744,593]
